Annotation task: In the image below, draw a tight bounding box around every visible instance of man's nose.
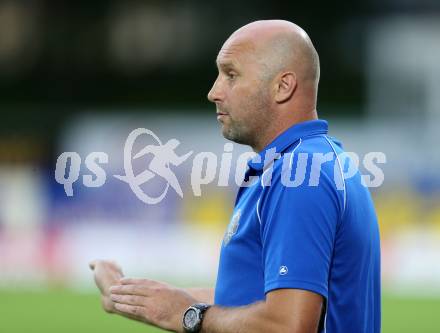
[207,78,223,103]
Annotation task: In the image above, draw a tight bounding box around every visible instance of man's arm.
[109,278,323,333]
[201,289,323,333]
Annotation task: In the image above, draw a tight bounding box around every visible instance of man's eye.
[227,72,237,80]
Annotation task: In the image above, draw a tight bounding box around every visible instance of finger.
[114,303,145,317]
[111,294,146,306]
[120,278,157,285]
[109,284,152,296]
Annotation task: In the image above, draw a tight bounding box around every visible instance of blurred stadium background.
[0,1,439,332]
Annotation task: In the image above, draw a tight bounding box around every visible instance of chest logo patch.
[223,209,241,246]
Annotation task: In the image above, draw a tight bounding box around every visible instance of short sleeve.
[260,168,341,299]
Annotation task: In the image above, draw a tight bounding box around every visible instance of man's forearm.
[184,288,215,304]
[201,302,292,333]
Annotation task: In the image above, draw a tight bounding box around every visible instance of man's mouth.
[216,112,229,121]
[216,110,229,116]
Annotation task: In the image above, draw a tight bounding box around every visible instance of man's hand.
[109,278,198,332]
[89,260,124,313]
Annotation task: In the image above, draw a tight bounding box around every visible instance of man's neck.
[252,109,318,152]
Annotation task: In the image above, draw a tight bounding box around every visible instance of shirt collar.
[247,119,328,171]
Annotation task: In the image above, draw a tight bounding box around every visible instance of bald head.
[225,20,320,88]
[209,20,320,151]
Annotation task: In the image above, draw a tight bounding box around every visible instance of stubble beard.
[221,87,271,149]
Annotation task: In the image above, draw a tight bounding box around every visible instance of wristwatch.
[182,303,211,332]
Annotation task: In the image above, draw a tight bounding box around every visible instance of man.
[90,20,381,333]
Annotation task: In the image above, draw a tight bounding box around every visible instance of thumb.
[89,260,97,270]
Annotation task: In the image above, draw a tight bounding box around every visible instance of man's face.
[207,38,272,148]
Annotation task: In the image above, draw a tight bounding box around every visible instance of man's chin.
[221,126,231,140]
[221,127,247,145]
[220,126,234,141]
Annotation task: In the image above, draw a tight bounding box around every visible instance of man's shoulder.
[270,134,345,177]
[267,133,347,203]
[287,134,343,155]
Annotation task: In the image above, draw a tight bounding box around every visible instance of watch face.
[184,309,198,329]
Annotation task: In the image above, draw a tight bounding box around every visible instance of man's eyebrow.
[215,60,238,70]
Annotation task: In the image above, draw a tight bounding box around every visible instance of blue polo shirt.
[214,119,381,333]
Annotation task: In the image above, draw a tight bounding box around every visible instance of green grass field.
[0,289,439,332]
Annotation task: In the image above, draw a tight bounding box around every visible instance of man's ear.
[274,72,297,103]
